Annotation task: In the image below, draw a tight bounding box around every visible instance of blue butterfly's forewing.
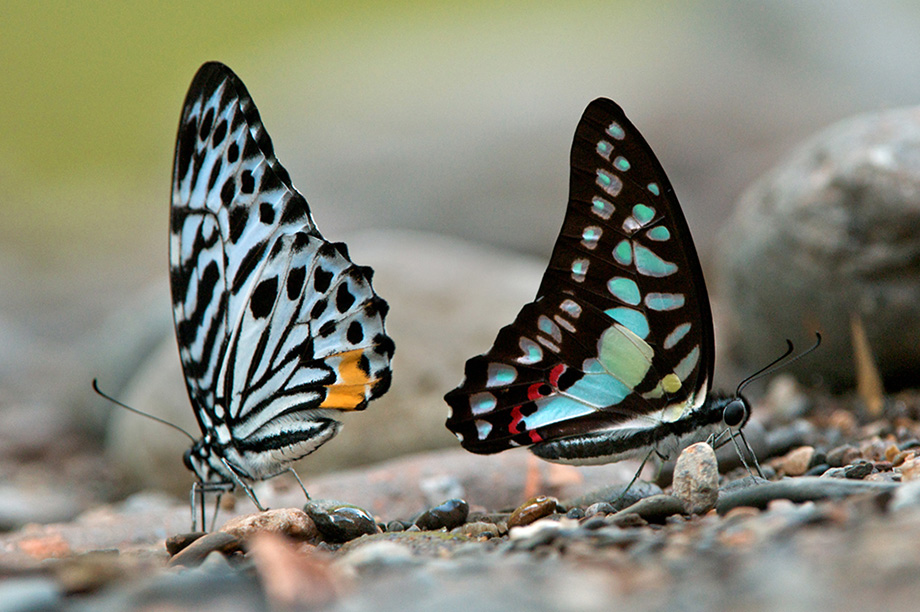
[445,99,713,457]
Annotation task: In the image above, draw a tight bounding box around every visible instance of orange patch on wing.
[320,349,371,410]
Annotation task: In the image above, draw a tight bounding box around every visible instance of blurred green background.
[2,0,920,429]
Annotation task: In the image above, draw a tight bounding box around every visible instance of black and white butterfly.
[445,98,762,474]
[170,62,394,526]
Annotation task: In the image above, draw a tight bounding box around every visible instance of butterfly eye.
[722,398,748,428]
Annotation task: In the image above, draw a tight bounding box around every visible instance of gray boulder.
[716,106,920,390]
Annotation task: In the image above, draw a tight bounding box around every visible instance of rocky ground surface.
[3,387,920,611]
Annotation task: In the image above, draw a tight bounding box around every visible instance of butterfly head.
[720,394,750,430]
[182,437,234,486]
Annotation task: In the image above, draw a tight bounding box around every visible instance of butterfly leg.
[614,447,656,508]
[219,457,266,511]
[727,428,765,481]
[286,467,311,501]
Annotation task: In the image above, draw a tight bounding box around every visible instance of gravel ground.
[2,389,920,611]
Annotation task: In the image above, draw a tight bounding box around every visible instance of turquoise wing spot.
[470,392,496,415]
[647,182,660,196]
[645,292,685,311]
[604,307,650,339]
[486,363,517,387]
[518,337,543,364]
[647,226,670,241]
[607,277,641,306]
[606,121,626,140]
[591,196,614,220]
[522,396,595,430]
[581,226,602,249]
[614,156,630,171]
[475,419,493,439]
[562,364,632,407]
[613,239,633,266]
[634,244,678,277]
[596,170,623,196]
[571,258,589,282]
[597,140,612,160]
[538,315,562,342]
[673,345,701,381]
[559,299,582,318]
[632,204,655,225]
[664,322,692,349]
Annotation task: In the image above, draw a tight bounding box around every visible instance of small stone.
[875,460,894,472]
[581,515,607,530]
[336,540,417,572]
[606,512,647,528]
[386,520,407,532]
[901,439,920,451]
[820,467,848,478]
[303,500,379,543]
[508,496,558,528]
[893,451,916,467]
[672,442,720,515]
[165,532,205,556]
[805,463,831,476]
[780,446,815,476]
[827,444,861,467]
[220,508,318,542]
[844,460,874,479]
[566,507,585,520]
[897,456,920,481]
[584,502,616,518]
[167,532,243,567]
[885,444,901,462]
[414,499,469,531]
[453,521,499,539]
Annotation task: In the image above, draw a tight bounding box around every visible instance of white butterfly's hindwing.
[170,62,394,485]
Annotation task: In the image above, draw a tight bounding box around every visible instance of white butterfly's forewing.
[170,62,393,483]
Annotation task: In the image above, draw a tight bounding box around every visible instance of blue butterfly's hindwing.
[170,62,394,487]
[445,99,713,458]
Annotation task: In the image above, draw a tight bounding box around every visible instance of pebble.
[779,446,815,476]
[806,463,831,476]
[827,444,862,467]
[414,499,469,531]
[167,531,243,567]
[303,500,380,543]
[386,520,408,532]
[565,507,585,520]
[453,521,500,539]
[584,502,616,518]
[672,442,720,515]
[220,508,319,542]
[508,496,558,528]
[843,460,874,480]
[165,532,205,556]
[898,456,920,481]
[336,540,419,573]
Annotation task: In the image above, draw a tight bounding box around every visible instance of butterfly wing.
[170,62,393,475]
[444,98,713,455]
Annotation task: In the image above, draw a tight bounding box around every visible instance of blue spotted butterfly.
[445,98,752,467]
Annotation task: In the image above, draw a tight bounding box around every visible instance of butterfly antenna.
[735,333,823,396]
[92,378,196,443]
